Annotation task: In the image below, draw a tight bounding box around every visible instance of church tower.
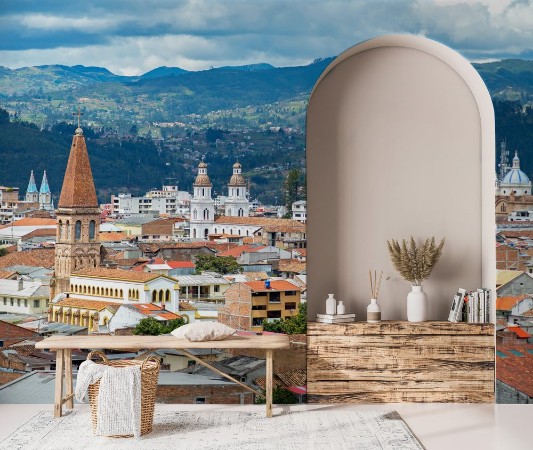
[224,161,249,217]
[25,171,39,203]
[190,160,215,240]
[39,170,53,210]
[51,123,101,298]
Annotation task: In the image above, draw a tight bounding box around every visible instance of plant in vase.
[387,236,445,322]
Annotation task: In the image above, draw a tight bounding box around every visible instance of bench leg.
[266,349,273,418]
[54,349,64,418]
[64,349,74,410]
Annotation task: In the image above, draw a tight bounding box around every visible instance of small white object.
[367,298,381,323]
[171,322,236,341]
[336,300,345,315]
[326,293,336,315]
[407,285,428,322]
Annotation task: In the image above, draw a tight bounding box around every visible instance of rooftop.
[71,267,162,283]
[496,295,530,311]
[244,280,300,292]
[53,298,121,312]
[0,249,55,269]
[175,274,231,286]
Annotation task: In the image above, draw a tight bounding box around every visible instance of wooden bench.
[35,334,290,418]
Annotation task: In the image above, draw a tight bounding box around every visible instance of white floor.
[0,403,530,450]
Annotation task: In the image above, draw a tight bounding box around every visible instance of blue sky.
[1,0,532,75]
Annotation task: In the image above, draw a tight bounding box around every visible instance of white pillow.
[171,322,236,342]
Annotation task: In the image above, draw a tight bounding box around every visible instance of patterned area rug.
[1,408,424,450]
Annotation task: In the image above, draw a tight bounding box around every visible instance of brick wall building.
[0,320,40,348]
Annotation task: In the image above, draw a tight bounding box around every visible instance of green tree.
[0,108,9,124]
[194,254,243,275]
[0,248,8,257]
[262,302,307,335]
[284,169,301,217]
[255,387,298,404]
[133,316,186,336]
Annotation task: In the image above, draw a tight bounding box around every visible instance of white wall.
[307,35,495,321]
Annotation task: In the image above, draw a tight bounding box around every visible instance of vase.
[326,293,336,315]
[407,285,428,322]
[337,300,345,315]
[367,298,381,323]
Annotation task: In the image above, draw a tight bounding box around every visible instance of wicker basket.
[86,350,160,437]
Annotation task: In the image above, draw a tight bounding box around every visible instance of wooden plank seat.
[35,334,290,418]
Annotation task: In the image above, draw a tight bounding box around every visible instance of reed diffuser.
[367,270,383,323]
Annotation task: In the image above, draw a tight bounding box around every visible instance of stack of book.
[447,288,491,323]
[316,313,356,324]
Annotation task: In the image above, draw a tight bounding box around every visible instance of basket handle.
[141,356,160,370]
[86,350,109,363]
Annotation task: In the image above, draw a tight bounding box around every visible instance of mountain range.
[2,58,533,203]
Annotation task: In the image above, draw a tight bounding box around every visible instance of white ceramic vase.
[407,285,428,322]
[367,298,381,323]
[326,293,336,315]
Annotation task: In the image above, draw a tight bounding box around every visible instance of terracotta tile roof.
[218,244,266,258]
[523,309,533,317]
[244,280,300,292]
[54,298,121,311]
[72,267,162,282]
[215,216,306,233]
[497,344,533,397]
[496,270,524,287]
[21,228,57,240]
[167,261,195,269]
[293,248,307,257]
[278,259,306,274]
[98,232,128,242]
[57,133,98,208]
[243,272,269,281]
[0,270,16,279]
[0,218,56,229]
[254,369,307,391]
[138,242,237,253]
[178,301,197,311]
[126,303,180,320]
[496,295,529,311]
[0,248,55,269]
[506,326,532,339]
[499,230,533,239]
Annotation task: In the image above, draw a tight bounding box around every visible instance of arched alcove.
[306,35,495,321]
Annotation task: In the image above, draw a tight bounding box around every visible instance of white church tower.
[190,160,215,240]
[25,171,39,203]
[224,161,250,217]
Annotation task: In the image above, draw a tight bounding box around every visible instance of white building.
[496,151,532,196]
[176,273,232,303]
[190,161,215,240]
[0,278,50,315]
[112,185,191,216]
[108,303,181,333]
[225,161,250,217]
[292,200,307,223]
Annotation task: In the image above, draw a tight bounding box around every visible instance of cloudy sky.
[1,0,532,75]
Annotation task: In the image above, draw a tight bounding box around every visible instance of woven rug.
[1,408,424,450]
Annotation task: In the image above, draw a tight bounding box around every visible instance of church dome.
[502,151,531,185]
[502,169,530,185]
[198,161,207,169]
[229,173,246,186]
[233,161,242,169]
[194,174,212,186]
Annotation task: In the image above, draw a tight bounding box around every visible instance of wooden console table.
[35,334,290,418]
[307,321,495,403]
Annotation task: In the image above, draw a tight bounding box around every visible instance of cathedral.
[189,159,250,240]
[25,170,54,210]
[50,124,101,298]
[495,150,533,220]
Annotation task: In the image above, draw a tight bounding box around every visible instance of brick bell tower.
[51,114,101,299]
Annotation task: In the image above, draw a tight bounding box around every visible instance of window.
[252,318,264,326]
[269,292,281,303]
[285,302,297,310]
[89,220,96,241]
[34,300,40,308]
[165,290,170,303]
[10,298,13,306]
[285,291,297,296]
[24,299,27,307]
[152,291,157,302]
[66,220,70,239]
[195,397,206,404]
[17,299,20,307]
[187,360,196,367]
[252,305,266,310]
[267,310,281,319]
[214,285,220,293]
[75,220,82,241]
[3,298,5,305]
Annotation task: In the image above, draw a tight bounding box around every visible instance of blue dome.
[502,168,531,185]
